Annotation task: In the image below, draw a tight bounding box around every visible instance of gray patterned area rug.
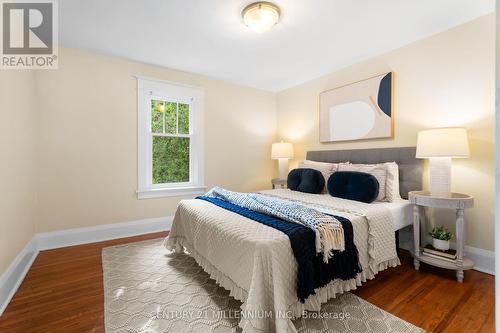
[103,239,424,333]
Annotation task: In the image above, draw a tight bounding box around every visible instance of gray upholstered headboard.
[306,147,422,199]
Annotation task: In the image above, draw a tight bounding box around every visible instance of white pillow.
[337,163,388,201]
[384,162,402,201]
[297,160,337,193]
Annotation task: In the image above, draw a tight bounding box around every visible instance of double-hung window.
[137,77,205,198]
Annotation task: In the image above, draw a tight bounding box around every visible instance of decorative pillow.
[287,168,325,194]
[327,171,380,203]
[384,162,401,201]
[297,160,338,193]
[337,163,387,201]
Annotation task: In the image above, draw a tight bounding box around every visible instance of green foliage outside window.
[151,99,190,184]
[165,102,177,133]
[153,137,189,183]
[178,103,189,134]
[151,100,163,133]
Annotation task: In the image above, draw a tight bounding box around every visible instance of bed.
[165,147,422,333]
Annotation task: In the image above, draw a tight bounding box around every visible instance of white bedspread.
[165,189,400,333]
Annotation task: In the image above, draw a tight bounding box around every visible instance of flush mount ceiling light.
[242,2,281,33]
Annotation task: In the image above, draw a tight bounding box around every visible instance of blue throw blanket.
[197,195,362,302]
[205,187,345,263]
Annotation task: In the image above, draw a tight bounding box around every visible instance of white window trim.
[136,75,205,199]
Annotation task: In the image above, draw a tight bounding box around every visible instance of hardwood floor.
[353,253,495,333]
[0,233,494,332]
[0,232,168,333]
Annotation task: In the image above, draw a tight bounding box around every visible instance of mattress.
[373,199,412,231]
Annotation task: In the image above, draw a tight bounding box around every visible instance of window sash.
[148,96,194,187]
[150,95,193,135]
[150,136,191,187]
[137,76,204,198]
[152,133,191,138]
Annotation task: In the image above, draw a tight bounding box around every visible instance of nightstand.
[271,178,287,189]
[409,191,474,282]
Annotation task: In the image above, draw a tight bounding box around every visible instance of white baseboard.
[461,245,495,275]
[0,216,173,316]
[399,229,495,275]
[0,237,39,316]
[37,216,173,250]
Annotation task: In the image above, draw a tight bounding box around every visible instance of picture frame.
[319,72,394,142]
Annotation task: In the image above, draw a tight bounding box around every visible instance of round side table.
[409,191,474,282]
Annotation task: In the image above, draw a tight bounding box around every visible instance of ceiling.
[59,0,494,92]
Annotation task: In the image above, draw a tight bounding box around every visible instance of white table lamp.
[416,127,470,196]
[272,142,294,180]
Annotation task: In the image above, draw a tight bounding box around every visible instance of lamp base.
[278,158,289,180]
[429,157,451,196]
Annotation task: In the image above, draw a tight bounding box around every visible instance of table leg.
[456,208,465,282]
[413,204,420,271]
[419,206,427,243]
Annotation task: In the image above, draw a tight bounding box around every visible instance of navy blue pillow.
[327,171,379,203]
[287,168,325,194]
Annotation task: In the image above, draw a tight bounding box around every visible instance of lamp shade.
[271,142,293,159]
[416,127,470,158]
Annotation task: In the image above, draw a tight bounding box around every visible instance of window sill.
[137,185,207,199]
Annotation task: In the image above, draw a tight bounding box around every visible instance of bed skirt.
[165,235,400,333]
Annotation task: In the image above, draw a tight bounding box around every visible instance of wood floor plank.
[0,233,494,332]
[0,232,167,333]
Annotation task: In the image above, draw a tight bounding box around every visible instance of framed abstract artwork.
[319,72,394,142]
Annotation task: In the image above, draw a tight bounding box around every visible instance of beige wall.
[277,14,495,251]
[0,71,37,275]
[34,48,277,232]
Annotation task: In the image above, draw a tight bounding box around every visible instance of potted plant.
[429,226,452,251]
